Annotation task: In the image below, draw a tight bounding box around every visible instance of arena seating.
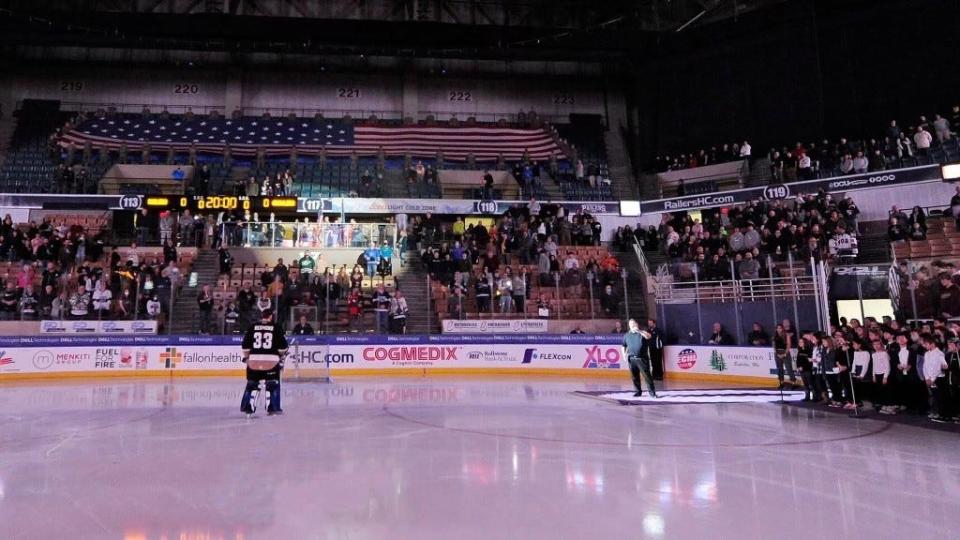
[209,257,398,334]
[0,103,72,193]
[430,244,622,321]
[1,103,617,201]
[0,212,196,328]
[892,215,958,260]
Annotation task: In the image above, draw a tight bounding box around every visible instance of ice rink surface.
[1,377,959,540]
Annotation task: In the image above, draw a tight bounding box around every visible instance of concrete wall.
[3,65,614,123]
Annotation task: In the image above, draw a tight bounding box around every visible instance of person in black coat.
[796,333,819,401]
[707,322,735,345]
[646,318,665,380]
[887,333,924,413]
[818,336,838,404]
[218,247,233,275]
[292,315,315,335]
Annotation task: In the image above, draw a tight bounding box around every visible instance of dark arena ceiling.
[0,0,788,62]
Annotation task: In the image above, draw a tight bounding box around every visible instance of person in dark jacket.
[818,336,838,405]
[796,333,818,401]
[292,315,315,335]
[887,333,924,413]
[747,322,770,346]
[218,246,233,275]
[938,274,960,319]
[707,322,735,345]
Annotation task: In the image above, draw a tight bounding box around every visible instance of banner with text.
[441,319,549,334]
[0,334,626,376]
[664,345,778,379]
[638,164,943,215]
[39,320,158,335]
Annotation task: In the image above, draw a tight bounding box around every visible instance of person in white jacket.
[933,114,951,142]
[914,126,933,155]
[920,335,950,422]
[91,280,113,318]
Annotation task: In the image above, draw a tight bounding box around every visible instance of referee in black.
[622,318,658,398]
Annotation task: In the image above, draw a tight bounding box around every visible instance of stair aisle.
[394,251,435,334]
[604,128,639,201]
[614,247,649,323]
[169,248,222,334]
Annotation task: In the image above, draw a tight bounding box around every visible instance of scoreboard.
[142,196,298,212]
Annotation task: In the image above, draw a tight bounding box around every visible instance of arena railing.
[221,221,397,249]
[653,254,819,304]
[652,254,832,343]
[630,237,651,276]
[56,101,404,121]
[27,263,182,335]
[54,101,578,125]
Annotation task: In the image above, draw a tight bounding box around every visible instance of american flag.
[58,114,564,161]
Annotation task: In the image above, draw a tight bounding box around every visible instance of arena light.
[942,163,960,181]
[145,196,170,208]
[620,200,641,217]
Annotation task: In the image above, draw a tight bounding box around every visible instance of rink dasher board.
[0,335,631,379]
[0,336,782,384]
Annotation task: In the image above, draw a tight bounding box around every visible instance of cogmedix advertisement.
[664,345,778,380]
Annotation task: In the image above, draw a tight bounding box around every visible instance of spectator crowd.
[411,204,623,320]
[211,248,408,335]
[701,316,960,424]
[651,105,960,181]
[0,215,181,325]
[615,188,861,282]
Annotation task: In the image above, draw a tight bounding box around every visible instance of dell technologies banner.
[639,164,943,214]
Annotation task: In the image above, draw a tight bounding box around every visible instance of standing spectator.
[747,322,770,345]
[15,263,35,293]
[223,301,241,334]
[496,271,513,314]
[868,149,886,171]
[92,280,112,319]
[600,284,620,317]
[389,290,408,334]
[839,154,854,174]
[347,287,363,332]
[950,185,960,228]
[197,284,214,334]
[852,151,869,173]
[146,294,161,321]
[938,274,960,319]
[447,287,466,320]
[512,268,528,314]
[887,120,901,141]
[908,206,927,233]
[219,246,234,275]
[920,335,950,422]
[363,242,381,284]
[0,282,19,320]
[475,271,491,313]
[69,285,90,319]
[933,114,951,143]
[372,284,392,332]
[797,152,813,179]
[739,251,760,280]
[914,126,933,156]
[159,212,174,245]
[19,285,38,320]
